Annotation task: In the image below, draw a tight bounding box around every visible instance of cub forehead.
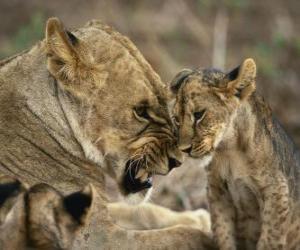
[201,68,226,86]
[179,68,226,100]
[181,78,210,102]
[181,68,226,92]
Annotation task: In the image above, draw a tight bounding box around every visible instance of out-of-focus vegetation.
[0,0,299,211]
[0,12,44,58]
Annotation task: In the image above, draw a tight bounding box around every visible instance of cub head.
[171,58,256,159]
[45,18,182,203]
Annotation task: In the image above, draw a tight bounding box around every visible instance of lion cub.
[0,176,93,250]
[171,58,300,250]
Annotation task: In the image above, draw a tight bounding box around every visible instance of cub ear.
[170,69,193,94]
[0,177,26,208]
[225,58,256,100]
[63,184,94,225]
[0,177,27,223]
[0,178,27,250]
[45,17,81,81]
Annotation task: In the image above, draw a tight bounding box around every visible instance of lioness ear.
[46,17,81,81]
[63,184,93,225]
[225,58,256,100]
[170,69,193,94]
[46,17,79,63]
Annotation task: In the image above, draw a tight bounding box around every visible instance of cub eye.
[134,106,151,120]
[194,109,206,123]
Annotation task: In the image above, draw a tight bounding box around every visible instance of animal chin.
[122,159,153,194]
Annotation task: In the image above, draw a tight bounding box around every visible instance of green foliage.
[293,37,300,56]
[224,0,249,9]
[0,12,45,59]
[272,32,287,49]
[253,42,279,78]
[196,0,249,11]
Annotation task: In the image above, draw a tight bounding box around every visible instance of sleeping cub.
[0,176,93,250]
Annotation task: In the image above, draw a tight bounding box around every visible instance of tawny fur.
[0,18,213,249]
[172,58,300,250]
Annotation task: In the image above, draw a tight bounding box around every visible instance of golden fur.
[0,18,214,249]
[108,202,211,231]
[172,58,300,249]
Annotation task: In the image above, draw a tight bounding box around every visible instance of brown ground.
[0,0,299,211]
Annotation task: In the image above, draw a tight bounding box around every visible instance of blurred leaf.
[253,42,279,78]
[272,32,287,49]
[0,12,45,59]
[225,0,249,9]
[294,37,300,56]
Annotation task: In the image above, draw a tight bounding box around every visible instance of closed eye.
[134,106,151,122]
[194,109,206,123]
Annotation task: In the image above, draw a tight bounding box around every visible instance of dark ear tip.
[64,186,93,224]
[0,177,26,207]
[66,31,78,45]
[226,65,240,81]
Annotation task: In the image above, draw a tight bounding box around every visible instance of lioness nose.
[180,146,192,154]
[168,157,182,170]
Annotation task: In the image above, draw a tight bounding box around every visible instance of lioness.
[0,18,213,249]
[171,58,300,250]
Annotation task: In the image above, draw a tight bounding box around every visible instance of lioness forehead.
[73,24,168,104]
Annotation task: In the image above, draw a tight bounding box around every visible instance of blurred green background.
[0,0,299,210]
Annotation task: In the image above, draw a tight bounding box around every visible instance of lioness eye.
[134,106,151,120]
[194,109,206,123]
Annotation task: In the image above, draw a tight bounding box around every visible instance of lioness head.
[171,58,256,159]
[45,18,182,202]
[0,176,93,250]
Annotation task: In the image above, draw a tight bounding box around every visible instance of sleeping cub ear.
[224,58,256,100]
[63,184,94,225]
[0,176,27,224]
[26,183,94,249]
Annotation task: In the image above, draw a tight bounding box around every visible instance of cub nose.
[180,146,192,154]
[168,157,182,171]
